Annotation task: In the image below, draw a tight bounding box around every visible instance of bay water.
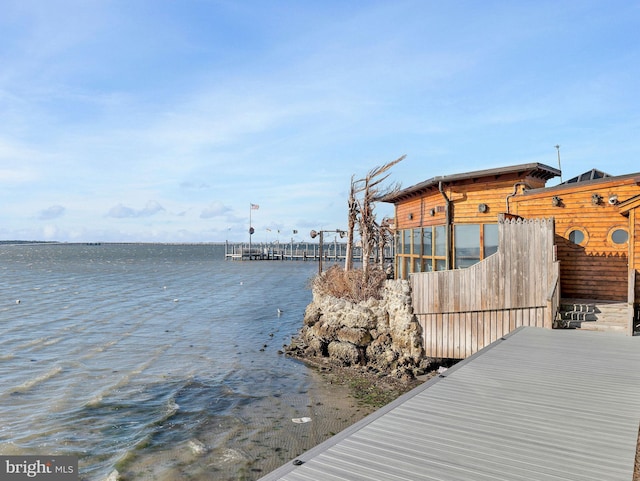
[0,244,352,480]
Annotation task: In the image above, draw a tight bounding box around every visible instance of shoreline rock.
[285,279,432,380]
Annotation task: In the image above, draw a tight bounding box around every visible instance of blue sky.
[1,1,638,243]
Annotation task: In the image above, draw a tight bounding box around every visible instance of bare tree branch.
[350,155,405,282]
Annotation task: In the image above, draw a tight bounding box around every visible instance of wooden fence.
[411,217,560,358]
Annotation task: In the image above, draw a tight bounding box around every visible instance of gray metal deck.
[259,327,640,481]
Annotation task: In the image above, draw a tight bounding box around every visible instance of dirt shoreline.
[293,354,431,408]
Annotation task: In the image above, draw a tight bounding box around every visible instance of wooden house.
[382,162,640,358]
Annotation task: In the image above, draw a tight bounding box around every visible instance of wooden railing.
[411,217,557,358]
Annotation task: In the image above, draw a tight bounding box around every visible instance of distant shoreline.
[0,240,333,248]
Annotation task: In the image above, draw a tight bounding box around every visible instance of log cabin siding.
[447,177,545,224]
[626,206,640,317]
[619,197,640,271]
[510,178,640,301]
[394,173,547,231]
[630,209,637,269]
[395,194,445,230]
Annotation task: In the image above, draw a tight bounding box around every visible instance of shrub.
[311,265,387,303]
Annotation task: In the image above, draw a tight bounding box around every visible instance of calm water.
[0,244,332,480]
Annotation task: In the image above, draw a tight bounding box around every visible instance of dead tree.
[354,155,405,282]
[378,216,394,269]
[344,175,364,272]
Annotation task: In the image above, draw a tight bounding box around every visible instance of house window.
[402,229,411,254]
[412,229,422,255]
[454,224,480,268]
[413,257,423,273]
[395,226,445,278]
[434,225,446,257]
[567,227,588,246]
[422,228,432,258]
[453,224,498,269]
[395,223,499,278]
[483,224,499,258]
[609,227,629,246]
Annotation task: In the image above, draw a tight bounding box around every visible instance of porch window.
[412,228,422,255]
[413,257,423,273]
[434,225,446,257]
[483,224,499,258]
[395,223,498,278]
[402,229,411,254]
[422,228,432,257]
[454,224,480,268]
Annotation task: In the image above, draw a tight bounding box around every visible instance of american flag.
[251,203,259,210]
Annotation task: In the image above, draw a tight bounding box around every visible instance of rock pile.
[285,279,428,378]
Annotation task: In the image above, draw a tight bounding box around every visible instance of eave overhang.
[381,162,561,204]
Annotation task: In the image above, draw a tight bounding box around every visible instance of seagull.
[15,300,21,304]
[277,308,283,316]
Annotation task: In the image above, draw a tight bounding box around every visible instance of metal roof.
[260,327,640,481]
[381,163,561,203]
[561,168,611,184]
[523,170,640,196]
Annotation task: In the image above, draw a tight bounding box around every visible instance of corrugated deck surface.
[259,327,640,481]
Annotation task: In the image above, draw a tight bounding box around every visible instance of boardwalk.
[260,327,640,481]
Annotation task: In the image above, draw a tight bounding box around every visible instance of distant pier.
[224,241,393,263]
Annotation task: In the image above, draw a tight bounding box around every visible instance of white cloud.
[200,202,232,219]
[107,200,165,218]
[38,204,65,220]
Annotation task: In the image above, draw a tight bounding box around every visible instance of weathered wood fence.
[411,217,560,358]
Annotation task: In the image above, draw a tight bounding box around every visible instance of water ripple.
[0,244,318,480]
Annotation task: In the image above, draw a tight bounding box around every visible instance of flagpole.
[247,203,260,260]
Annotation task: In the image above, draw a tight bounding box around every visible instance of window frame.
[565,227,589,247]
[395,222,499,278]
[608,226,629,248]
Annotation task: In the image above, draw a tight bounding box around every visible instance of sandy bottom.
[111,365,413,481]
